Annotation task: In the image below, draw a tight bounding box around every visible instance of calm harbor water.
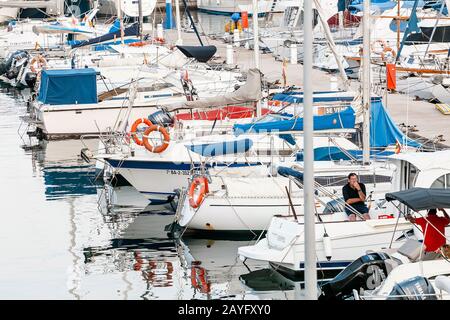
[0,85,298,299]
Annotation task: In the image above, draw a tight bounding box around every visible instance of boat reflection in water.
[82,193,294,299]
[25,138,100,199]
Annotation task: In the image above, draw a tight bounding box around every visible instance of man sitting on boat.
[342,173,370,221]
[406,208,450,253]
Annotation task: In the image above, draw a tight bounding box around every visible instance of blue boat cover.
[370,99,421,148]
[278,166,304,182]
[38,68,97,105]
[233,107,356,134]
[234,98,420,148]
[296,146,395,162]
[187,138,253,157]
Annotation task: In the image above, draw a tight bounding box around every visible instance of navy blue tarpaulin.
[71,22,139,48]
[176,45,217,62]
[38,68,97,105]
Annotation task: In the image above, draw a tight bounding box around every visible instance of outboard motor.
[4,50,29,80]
[24,72,37,89]
[319,252,401,300]
[387,276,437,300]
[148,110,174,128]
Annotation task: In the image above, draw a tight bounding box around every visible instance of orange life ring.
[142,125,170,153]
[130,118,153,146]
[371,39,387,55]
[191,266,210,293]
[380,47,396,62]
[188,176,209,209]
[30,55,47,73]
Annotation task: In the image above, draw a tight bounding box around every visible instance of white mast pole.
[175,0,182,44]
[362,0,371,164]
[303,0,317,300]
[116,0,124,45]
[252,0,261,117]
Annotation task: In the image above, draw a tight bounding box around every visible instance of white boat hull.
[238,216,414,273]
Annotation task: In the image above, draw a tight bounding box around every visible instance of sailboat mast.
[175,0,182,44]
[397,0,400,53]
[303,0,317,300]
[362,0,371,164]
[116,0,124,45]
[252,0,261,117]
[138,0,143,40]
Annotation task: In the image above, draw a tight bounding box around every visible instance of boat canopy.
[71,22,139,48]
[38,68,97,105]
[385,187,450,211]
[388,150,450,171]
[187,138,253,157]
[176,45,217,63]
[233,106,356,134]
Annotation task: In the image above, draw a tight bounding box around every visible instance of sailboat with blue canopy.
[234,95,420,150]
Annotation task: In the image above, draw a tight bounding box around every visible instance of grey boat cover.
[176,45,217,62]
[385,187,450,211]
[175,68,262,110]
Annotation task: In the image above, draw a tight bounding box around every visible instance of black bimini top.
[385,187,450,211]
[176,45,217,62]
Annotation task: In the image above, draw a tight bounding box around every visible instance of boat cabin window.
[402,162,418,190]
[431,173,450,189]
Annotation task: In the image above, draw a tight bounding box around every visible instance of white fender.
[435,276,450,294]
[323,232,332,261]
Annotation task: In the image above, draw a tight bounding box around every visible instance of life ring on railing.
[154,37,165,44]
[191,265,210,293]
[130,118,153,146]
[380,47,396,62]
[30,55,47,73]
[188,176,209,209]
[142,125,170,153]
[371,39,387,55]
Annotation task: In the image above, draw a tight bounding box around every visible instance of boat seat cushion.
[397,239,423,262]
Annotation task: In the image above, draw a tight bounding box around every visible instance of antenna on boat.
[362,0,371,165]
[302,0,317,300]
